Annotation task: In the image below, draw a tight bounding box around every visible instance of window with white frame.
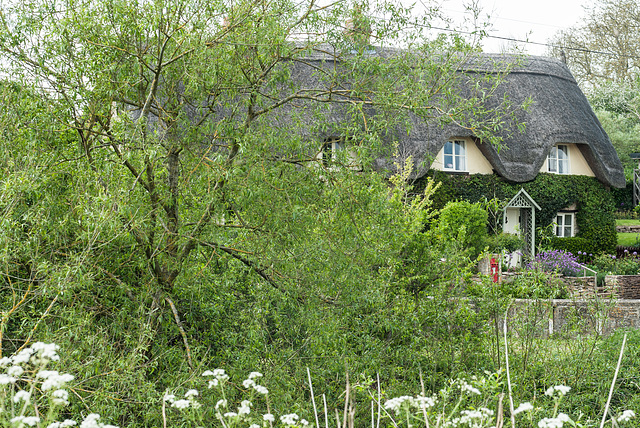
[548,144,569,174]
[321,137,344,166]
[555,212,575,237]
[443,140,466,171]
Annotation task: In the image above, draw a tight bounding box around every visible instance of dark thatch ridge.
[293,47,625,188]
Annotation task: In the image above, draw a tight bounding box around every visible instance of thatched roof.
[291,47,625,188]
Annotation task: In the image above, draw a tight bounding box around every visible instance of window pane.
[558,145,568,159]
[558,159,568,174]
[444,154,453,169]
[456,155,464,171]
[548,157,556,172]
[564,226,572,237]
[444,141,453,155]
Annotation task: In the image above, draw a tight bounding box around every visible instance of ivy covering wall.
[417,171,618,256]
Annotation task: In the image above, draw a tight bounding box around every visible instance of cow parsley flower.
[11,348,34,365]
[10,416,40,427]
[280,413,300,426]
[185,389,198,398]
[31,342,60,361]
[253,384,268,395]
[238,400,252,416]
[215,399,227,409]
[7,365,24,377]
[263,413,275,422]
[248,371,263,380]
[0,374,16,385]
[243,379,255,388]
[164,394,176,403]
[172,400,191,409]
[47,420,77,428]
[514,402,534,415]
[52,389,70,406]
[13,390,31,403]
[545,385,571,397]
[616,410,635,423]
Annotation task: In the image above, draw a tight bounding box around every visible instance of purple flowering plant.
[527,250,583,277]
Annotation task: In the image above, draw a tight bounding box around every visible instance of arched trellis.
[502,188,541,258]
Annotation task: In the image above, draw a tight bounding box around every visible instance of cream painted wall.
[539,143,595,177]
[431,139,493,174]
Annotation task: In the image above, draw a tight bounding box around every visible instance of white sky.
[437,0,594,55]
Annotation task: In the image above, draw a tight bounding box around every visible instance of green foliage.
[436,201,488,259]
[484,232,524,253]
[549,237,592,259]
[423,171,617,255]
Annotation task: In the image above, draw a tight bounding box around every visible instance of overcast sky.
[436,0,593,55]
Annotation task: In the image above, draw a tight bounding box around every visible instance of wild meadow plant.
[0,342,117,428]
[1,343,636,427]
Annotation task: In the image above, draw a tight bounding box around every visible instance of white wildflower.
[300,419,309,426]
[0,357,11,367]
[212,368,229,381]
[208,379,219,388]
[79,414,101,428]
[215,399,227,409]
[185,389,198,398]
[202,370,215,376]
[7,365,24,377]
[223,412,238,418]
[47,420,77,428]
[557,413,571,422]
[163,394,176,403]
[250,424,260,428]
[0,374,16,385]
[11,348,34,365]
[280,413,300,426]
[263,413,275,422]
[41,372,74,391]
[13,390,31,403]
[10,416,40,426]
[172,399,191,409]
[617,410,636,423]
[31,342,60,361]
[415,394,436,409]
[243,379,255,388]
[383,396,414,413]
[52,389,70,406]
[248,371,263,380]
[238,400,252,416]
[459,380,481,395]
[253,384,268,395]
[545,385,571,397]
[514,402,534,415]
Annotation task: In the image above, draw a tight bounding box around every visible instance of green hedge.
[418,171,617,255]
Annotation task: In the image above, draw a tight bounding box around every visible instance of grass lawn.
[618,232,640,246]
[616,219,640,246]
[616,219,640,226]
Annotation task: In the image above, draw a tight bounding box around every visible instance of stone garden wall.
[506,298,640,337]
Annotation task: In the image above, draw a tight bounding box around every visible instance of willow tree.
[0,0,517,368]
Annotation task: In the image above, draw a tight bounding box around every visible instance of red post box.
[490,257,500,283]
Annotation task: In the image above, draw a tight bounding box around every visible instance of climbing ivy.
[417,171,617,255]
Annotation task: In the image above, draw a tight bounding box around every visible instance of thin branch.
[165,296,193,369]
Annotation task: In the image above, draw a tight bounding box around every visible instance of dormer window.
[548,144,569,174]
[443,140,466,172]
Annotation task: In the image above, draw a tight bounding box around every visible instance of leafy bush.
[589,253,640,275]
[436,201,488,258]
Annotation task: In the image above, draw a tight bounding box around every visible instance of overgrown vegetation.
[422,171,618,255]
